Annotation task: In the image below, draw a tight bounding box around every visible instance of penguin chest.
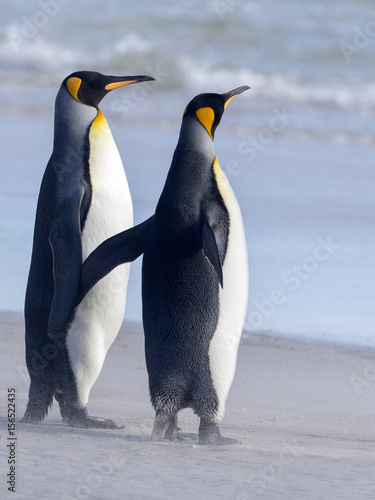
[82,128,132,260]
[66,117,132,404]
[82,116,132,337]
[208,162,249,420]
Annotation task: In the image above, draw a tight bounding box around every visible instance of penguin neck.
[53,86,98,158]
[176,116,215,158]
[168,116,216,183]
[157,117,217,215]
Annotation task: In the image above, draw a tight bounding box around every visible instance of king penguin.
[77,86,250,443]
[22,70,154,428]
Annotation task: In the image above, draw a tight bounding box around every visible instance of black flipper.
[202,214,224,288]
[77,215,154,304]
[48,186,84,340]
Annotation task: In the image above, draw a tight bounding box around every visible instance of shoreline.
[4,309,375,354]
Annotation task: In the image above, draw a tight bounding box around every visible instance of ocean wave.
[0,28,155,81]
[170,57,375,114]
[1,18,375,114]
[1,16,374,148]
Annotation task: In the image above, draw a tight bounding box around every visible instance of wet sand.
[1,311,375,499]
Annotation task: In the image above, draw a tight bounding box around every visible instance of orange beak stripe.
[104,80,138,91]
[224,94,238,109]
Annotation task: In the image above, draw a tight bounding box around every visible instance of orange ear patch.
[66,77,82,102]
[196,107,215,140]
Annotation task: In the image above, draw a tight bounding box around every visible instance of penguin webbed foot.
[198,418,241,446]
[152,411,179,441]
[21,382,54,424]
[21,402,51,424]
[64,406,123,429]
[70,416,122,429]
[21,409,48,425]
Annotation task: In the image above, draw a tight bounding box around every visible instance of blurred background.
[0,0,374,345]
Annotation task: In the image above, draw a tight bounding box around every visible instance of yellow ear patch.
[196,107,215,140]
[66,77,82,102]
[104,80,137,90]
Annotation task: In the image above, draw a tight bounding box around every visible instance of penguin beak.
[104,75,155,91]
[222,85,250,109]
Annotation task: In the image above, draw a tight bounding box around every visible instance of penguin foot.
[21,411,45,424]
[152,411,177,441]
[199,435,241,446]
[68,416,123,429]
[198,418,241,446]
[63,406,123,429]
[21,381,54,423]
[21,401,52,424]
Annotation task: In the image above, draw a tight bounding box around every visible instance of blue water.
[1,0,375,142]
[0,1,374,346]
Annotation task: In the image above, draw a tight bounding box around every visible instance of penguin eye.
[195,107,215,140]
[66,77,82,102]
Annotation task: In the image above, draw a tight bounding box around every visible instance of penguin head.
[182,85,250,140]
[62,71,155,108]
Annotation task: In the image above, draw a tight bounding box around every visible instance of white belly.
[208,160,249,421]
[66,114,133,407]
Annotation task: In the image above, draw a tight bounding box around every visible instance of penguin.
[77,86,250,443]
[22,70,154,428]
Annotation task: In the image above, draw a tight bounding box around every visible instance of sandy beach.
[1,311,374,499]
